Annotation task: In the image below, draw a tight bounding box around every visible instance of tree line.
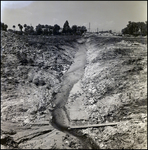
[1,20,87,36]
[122,21,147,36]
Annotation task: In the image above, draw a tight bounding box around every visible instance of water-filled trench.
[50,39,100,149]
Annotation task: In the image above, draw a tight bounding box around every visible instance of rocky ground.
[1,30,147,149]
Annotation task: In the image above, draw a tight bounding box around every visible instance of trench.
[50,38,100,149]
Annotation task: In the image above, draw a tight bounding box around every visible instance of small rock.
[65,140,69,145]
[24,118,30,124]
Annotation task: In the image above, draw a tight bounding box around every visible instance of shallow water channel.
[50,40,100,149]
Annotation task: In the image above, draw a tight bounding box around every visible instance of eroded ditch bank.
[50,35,147,149]
[1,31,147,149]
[50,39,100,149]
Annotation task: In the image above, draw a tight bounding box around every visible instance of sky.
[1,1,147,32]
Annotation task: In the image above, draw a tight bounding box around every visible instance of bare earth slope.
[66,35,147,149]
[1,31,82,149]
[1,31,147,149]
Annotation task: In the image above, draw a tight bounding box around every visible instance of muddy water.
[50,40,100,149]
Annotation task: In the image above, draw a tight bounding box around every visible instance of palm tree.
[24,24,27,28]
[13,25,16,31]
[18,24,23,32]
[24,24,27,33]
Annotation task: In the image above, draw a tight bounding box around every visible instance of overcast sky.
[1,1,147,32]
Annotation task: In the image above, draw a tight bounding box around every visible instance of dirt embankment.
[1,31,79,124]
[1,31,83,149]
[66,36,147,149]
[1,31,147,149]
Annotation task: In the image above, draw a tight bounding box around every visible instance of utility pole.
[97,28,98,34]
[88,22,90,32]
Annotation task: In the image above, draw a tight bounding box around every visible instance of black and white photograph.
[1,1,147,149]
